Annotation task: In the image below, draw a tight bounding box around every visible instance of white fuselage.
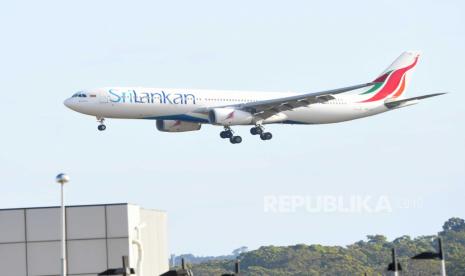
[64,87,390,125]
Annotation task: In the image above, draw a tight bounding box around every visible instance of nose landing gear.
[97,117,106,131]
[220,127,242,144]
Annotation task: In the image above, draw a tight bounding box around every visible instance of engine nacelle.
[156,120,201,132]
[208,108,253,126]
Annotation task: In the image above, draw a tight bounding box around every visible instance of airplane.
[64,51,445,144]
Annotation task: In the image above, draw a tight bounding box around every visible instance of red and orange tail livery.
[360,51,420,102]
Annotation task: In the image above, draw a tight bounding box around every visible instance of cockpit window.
[72,92,87,98]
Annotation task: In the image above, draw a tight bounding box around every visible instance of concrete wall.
[0,203,168,276]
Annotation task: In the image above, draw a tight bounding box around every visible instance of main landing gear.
[220,127,242,144]
[250,125,272,141]
[97,117,106,131]
[219,125,272,144]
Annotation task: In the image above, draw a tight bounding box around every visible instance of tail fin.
[360,51,420,102]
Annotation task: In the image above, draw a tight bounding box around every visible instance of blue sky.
[0,0,464,256]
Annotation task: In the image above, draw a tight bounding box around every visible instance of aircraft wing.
[194,82,374,120]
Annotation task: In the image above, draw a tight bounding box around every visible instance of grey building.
[0,203,168,276]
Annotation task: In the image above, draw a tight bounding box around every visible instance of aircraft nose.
[64,98,75,109]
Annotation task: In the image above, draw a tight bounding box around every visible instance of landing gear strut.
[97,117,106,131]
[220,127,242,144]
[251,125,272,141]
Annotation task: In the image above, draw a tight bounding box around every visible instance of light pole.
[387,248,401,276]
[411,236,446,276]
[392,248,399,276]
[56,173,69,276]
[438,237,446,276]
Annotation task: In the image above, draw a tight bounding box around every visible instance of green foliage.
[190,218,465,275]
[442,217,465,232]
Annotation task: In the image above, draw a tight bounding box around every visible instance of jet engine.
[156,120,201,132]
[208,108,253,126]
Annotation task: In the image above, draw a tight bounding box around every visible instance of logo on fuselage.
[108,89,196,105]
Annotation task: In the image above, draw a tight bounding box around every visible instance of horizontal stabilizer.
[385,92,446,109]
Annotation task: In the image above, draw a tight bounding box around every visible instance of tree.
[367,235,388,244]
[442,217,465,232]
[232,246,248,256]
[190,218,465,275]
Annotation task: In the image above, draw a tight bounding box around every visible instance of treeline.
[171,247,248,266]
[188,217,465,275]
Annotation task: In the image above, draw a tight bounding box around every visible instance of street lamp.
[411,237,447,276]
[56,173,69,276]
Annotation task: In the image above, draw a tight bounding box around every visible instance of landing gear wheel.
[250,126,263,135]
[98,124,106,131]
[230,136,242,144]
[260,132,272,140]
[220,128,233,139]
